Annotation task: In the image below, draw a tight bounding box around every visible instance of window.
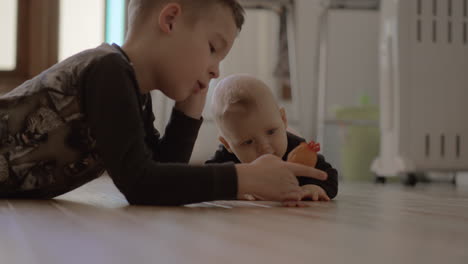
[59,0,106,61]
[0,0,18,71]
[0,0,59,92]
[106,0,127,46]
[59,0,127,61]
[0,0,127,93]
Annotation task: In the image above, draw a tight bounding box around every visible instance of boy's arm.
[144,89,207,163]
[83,54,237,205]
[173,89,207,120]
[150,107,203,163]
[297,154,338,199]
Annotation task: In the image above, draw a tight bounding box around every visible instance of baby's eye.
[242,139,254,146]
[267,128,277,135]
[209,43,216,54]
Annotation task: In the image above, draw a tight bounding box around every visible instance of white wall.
[323,10,379,119]
[290,0,324,140]
[458,173,468,186]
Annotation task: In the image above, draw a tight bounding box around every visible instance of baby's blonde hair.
[212,74,278,126]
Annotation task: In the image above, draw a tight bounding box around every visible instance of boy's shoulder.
[67,43,132,78]
[50,43,129,76]
[48,43,131,84]
[86,43,131,68]
[4,43,129,99]
[82,44,135,81]
[69,43,128,64]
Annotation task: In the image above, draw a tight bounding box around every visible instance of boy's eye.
[242,139,254,146]
[267,128,277,135]
[209,43,216,54]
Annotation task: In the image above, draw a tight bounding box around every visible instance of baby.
[206,74,338,202]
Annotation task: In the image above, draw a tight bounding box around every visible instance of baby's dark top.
[206,132,338,199]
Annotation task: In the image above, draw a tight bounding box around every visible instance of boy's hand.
[301,184,330,201]
[235,154,328,202]
[174,88,208,120]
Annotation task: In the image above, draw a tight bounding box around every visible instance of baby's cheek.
[275,135,288,158]
[235,148,257,163]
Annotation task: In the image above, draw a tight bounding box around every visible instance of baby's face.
[221,103,288,163]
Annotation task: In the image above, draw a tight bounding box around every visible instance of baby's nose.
[258,142,274,156]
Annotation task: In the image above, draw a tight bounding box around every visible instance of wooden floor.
[1,176,467,264]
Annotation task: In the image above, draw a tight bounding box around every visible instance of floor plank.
[1,176,467,264]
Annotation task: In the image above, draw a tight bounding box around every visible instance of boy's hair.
[212,75,276,126]
[128,0,245,32]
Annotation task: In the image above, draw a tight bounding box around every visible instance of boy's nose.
[209,64,220,79]
[209,70,219,79]
[209,71,219,79]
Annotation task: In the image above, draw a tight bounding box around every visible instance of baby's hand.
[301,184,330,202]
[282,201,311,207]
[241,194,256,201]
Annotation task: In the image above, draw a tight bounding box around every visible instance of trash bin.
[335,97,379,181]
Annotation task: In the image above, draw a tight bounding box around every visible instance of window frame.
[0,0,59,93]
[0,0,30,79]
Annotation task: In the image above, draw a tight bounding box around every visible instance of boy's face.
[155,4,238,101]
[220,102,289,163]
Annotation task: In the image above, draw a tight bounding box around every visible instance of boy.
[207,74,338,201]
[0,0,327,205]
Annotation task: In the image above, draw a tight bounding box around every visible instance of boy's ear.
[219,136,234,153]
[158,3,182,33]
[280,107,288,128]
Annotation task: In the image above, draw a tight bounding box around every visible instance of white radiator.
[372,0,468,178]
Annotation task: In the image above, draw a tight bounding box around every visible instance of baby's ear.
[280,107,288,128]
[219,136,233,153]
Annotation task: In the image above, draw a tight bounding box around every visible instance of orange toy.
[287,141,321,167]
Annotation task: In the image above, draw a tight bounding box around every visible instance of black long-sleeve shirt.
[82,46,239,205]
[0,43,236,205]
[206,132,338,199]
